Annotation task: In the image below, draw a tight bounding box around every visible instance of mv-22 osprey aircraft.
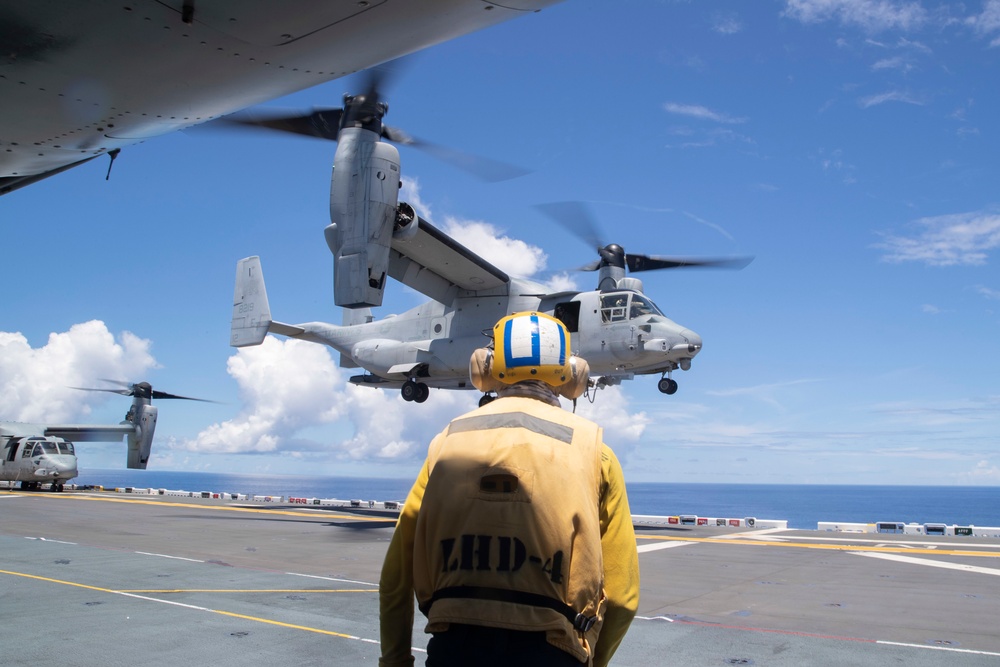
[229,81,751,405]
[1,382,208,491]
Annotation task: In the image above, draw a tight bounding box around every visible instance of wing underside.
[43,425,135,442]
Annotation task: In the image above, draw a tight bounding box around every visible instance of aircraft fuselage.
[1,433,78,489]
[287,277,702,390]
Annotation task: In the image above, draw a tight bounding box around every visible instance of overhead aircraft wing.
[0,0,563,195]
[388,215,509,304]
[43,424,136,442]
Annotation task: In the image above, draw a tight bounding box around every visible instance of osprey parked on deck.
[1,382,210,491]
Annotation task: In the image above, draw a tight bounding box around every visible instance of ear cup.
[556,356,590,400]
[469,347,505,393]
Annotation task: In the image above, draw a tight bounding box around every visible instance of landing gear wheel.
[402,381,429,403]
[478,394,495,407]
[657,378,678,395]
[401,381,417,402]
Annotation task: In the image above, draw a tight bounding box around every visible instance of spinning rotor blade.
[536,201,753,274]
[210,62,526,181]
[71,386,133,397]
[212,63,393,141]
[214,107,345,141]
[72,381,218,403]
[150,389,216,402]
[404,139,530,182]
[626,254,754,272]
[535,201,606,254]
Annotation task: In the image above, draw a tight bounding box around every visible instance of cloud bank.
[0,321,157,423]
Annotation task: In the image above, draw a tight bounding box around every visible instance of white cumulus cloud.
[0,321,157,423]
[181,337,476,461]
[876,211,1000,266]
[443,217,548,278]
[783,0,927,32]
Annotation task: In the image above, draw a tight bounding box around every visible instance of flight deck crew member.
[379,311,639,667]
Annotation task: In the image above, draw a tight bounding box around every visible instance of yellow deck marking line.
[121,588,377,593]
[636,534,1000,558]
[25,492,394,523]
[0,568,383,645]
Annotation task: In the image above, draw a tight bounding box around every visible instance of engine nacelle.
[393,201,419,241]
[329,126,401,308]
[125,403,158,469]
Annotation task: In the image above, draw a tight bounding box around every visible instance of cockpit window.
[629,295,663,319]
[21,439,59,457]
[58,442,75,455]
[601,293,664,323]
[600,293,629,323]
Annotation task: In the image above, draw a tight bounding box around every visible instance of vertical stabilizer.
[231,256,272,347]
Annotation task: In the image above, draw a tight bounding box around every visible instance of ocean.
[72,469,1000,530]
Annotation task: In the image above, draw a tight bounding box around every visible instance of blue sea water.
[73,469,1000,530]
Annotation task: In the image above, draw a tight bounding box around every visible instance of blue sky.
[2,0,999,486]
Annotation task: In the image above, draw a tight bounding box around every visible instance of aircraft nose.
[52,457,78,475]
[682,329,702,354]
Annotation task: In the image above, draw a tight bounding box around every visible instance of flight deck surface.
[2,490,1000,666]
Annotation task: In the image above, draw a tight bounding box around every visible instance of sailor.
[379,311,639,666]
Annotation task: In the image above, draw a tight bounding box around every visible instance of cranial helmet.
[469,312,590,400]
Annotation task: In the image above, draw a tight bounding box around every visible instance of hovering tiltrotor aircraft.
[0,382,209,491]
[231,209,750,404]
[227,79,750,404]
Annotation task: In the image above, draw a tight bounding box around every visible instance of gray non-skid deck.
[3,490,999,666]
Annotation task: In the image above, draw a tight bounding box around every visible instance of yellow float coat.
[379,396,639,666]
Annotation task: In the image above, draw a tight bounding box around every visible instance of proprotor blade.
[535,201,606,254]
[626,254,754,272]
[213,107,345,141]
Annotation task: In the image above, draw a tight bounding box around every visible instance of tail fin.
[231,256,272,347]
[125,403,157,469]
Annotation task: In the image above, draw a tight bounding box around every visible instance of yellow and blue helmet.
[490,311,571,387]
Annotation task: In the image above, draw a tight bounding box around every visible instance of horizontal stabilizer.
[269,322,306,337]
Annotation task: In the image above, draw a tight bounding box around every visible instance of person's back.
[415,391,606,663]
[379,312,639,667]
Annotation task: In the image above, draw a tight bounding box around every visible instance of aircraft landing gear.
[478,394,495,407]
[401,380,430,403]
[657,377,678,395]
